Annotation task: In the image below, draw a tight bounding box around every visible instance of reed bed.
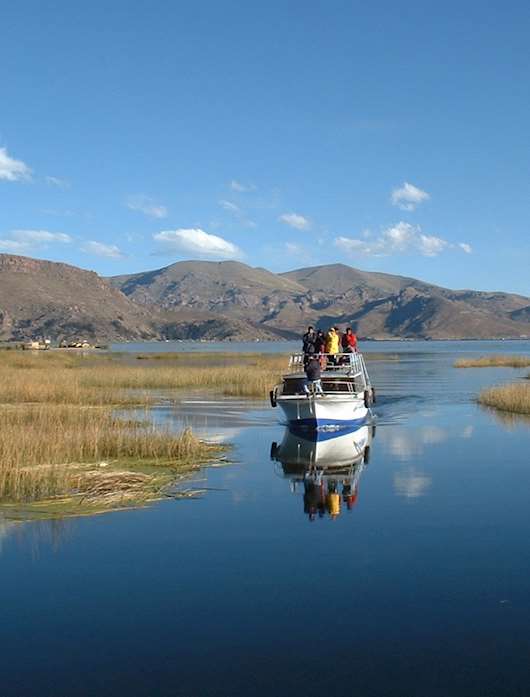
[0,405,218,504]
[454,355,530,368]
[0,350,228,513]
[0,350,284,400]
[478,383,530,414]
[81,363,282,397]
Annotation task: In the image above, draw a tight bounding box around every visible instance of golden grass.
[478,382,530,414]
[0,350,284,400]
[0,350,230,514]
[455,355,530,368]
[0,405,220,504]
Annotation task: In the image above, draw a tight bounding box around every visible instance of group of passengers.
[301,325,359,394]
[302,325,358,357]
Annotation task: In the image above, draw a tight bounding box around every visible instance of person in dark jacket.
[304,355,323,394]
[302,326,316,354]
[314,329,326,354]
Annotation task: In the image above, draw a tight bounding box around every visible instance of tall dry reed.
[455,355,530,368]
[478,383,530,414]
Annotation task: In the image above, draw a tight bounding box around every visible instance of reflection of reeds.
[478,383,530,414]
[455,355,530,368]
[480,405,530,429]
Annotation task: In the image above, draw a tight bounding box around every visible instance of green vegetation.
[455,355,530,368]
[478,383,530,415]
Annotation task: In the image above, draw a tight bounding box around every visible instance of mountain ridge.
[1,253,529,341]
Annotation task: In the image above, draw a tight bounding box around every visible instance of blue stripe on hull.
[287,416,367,431]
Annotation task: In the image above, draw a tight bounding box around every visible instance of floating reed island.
[454,355,530,368]
[452,354,530,414]
[478,382,530,415]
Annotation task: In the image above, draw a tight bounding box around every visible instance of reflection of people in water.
[304,478,327,521]
[272,423,373,521]
[326,479,340,519]
[300,470,361,520]
[342,480,358,510]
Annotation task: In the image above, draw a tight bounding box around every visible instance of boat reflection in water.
[270,423,375,521]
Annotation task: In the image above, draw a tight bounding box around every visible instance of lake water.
[2,341,530,696]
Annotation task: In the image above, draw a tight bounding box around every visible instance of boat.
[270,351,375,430]
[270,423,374,520]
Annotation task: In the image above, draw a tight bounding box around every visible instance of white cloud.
[334,222,470,258]
[279,212,311,230]
[230,179,256,193]
[459,242,472,254]
[45,175,69,189]
[12,230,71,244]
[0,147,32,182]
[153,228,242,259]
[391,182,430,211]
[0,229,72,253]
[0,240,30,253]
[81,241,126,259]
[126,194,167,219]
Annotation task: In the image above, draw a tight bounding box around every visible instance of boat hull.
[276,394,368,430]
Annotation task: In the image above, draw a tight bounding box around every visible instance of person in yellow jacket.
[325,327,340,364]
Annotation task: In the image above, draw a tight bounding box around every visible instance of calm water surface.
[2,341,530,696]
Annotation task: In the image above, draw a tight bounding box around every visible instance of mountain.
[0,254,157,342]
[111,259,306,316]
[281,264,530,339]
[112,260,530,340]
[2,254,529,342]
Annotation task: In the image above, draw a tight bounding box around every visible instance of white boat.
[270,352,375,430]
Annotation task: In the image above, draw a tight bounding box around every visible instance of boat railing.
[287,352,371,388]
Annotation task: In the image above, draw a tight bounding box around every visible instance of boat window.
[282,379,307,395]
[321,381,353,392]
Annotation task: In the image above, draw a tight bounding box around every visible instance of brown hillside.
[0,254,157,342]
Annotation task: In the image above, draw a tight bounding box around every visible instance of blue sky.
[1,1,529,294]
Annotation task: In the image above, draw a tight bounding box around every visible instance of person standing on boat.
[341,327,358,353]
[325,327,340,364]
[314,329,326,355]
[302,326,316,355]
[304,354,323,394]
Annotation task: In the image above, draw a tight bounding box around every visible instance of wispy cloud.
[153,228,242,259]
[126,194,168,219]
[0,229,72,253]
[218,200,256,228]
[458,242,472,254]
[285,242,304,255]
[81,241,126,259]
[219,199,241,214]
[334,222,470,258]
[279,212,311,230]
[230,179,256,193]
[0,147,32,182]
[41,208,76,217]
[391,182,430,211]
[45,175,70,189]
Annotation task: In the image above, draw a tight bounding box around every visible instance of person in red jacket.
[341,326,358,352]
